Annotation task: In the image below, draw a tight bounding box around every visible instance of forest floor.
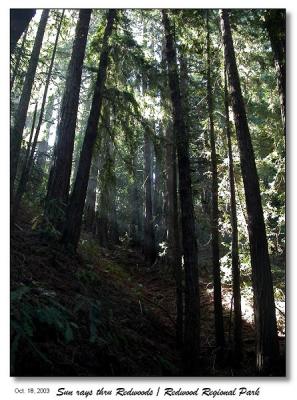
[11,208,285,376]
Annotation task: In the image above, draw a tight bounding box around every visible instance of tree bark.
[220,9,279,374]
[10,9,36,54]
[165,123,183,347]
[162,9,200,375]
[11,10,49,193]
[166,44,183,347]
[62,10,116,249]
[224,67,242,363]
[206,11,225,351]
[46,10,92,228]
[265,10,286,131]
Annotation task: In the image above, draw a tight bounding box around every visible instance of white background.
[1,1,295,399]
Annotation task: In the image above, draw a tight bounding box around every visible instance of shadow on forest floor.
[10,209,285,377]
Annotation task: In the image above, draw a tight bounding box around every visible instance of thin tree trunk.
[265,10,286,131]
[107,139,119,245]
[11,10,49,193]
[62,9,116,249]
[153,150,164,243]
[12,12,64,220]
[85,152,100,233]
[97,189,109,248]
[206,11,225,351]
[130,160,142,247]
[224,67,242,363]
[23,103,38,171]
[36,94,55,172]
[220,9,279,374]
[143,129,156,264]
[11,103,38,220]
[11,25,29,90]
[162,9,200,375]
[10,9,36,54]
[46,10,92,228]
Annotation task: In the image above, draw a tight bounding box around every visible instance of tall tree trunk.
[46,10,92,228]
[265,10,286,131]
[143,129,156,264]
[206,12,225,351]
[12,12,63,221]
[10,25,29,90]
[153,149,164,244]
[10,9,36,54]
[97,123,112,247]
[220,9,279,374]
[62,10,116,250]
[165,123,183,347]
[162,9,200,375]
[11,10,49,193]
[107,138,119,245]
[224,67,242,363]
[163,40,183,347]
[70,79,95,191]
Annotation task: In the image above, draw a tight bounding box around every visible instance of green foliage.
[11,284,78,373]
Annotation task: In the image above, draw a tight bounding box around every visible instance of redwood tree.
[62,9,116,249]
[206,11,225,351]
[224,67,242,363]
[220,9,279,374]
[162,40,183,347]
[162,9,200,375]
[46,10,92,228]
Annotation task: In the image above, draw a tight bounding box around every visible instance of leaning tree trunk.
[220,9,279,374]
[11,25,29,90]
[265,10,286,132]
[206,11,225,351]
[224,67,242,363]
[162,9,200,375]
[46,10,92,229]
[13,103,38,208]
[12,12,64,221]
[62,9,116,250]
[10,9,36,54]
[11,10,49,194]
